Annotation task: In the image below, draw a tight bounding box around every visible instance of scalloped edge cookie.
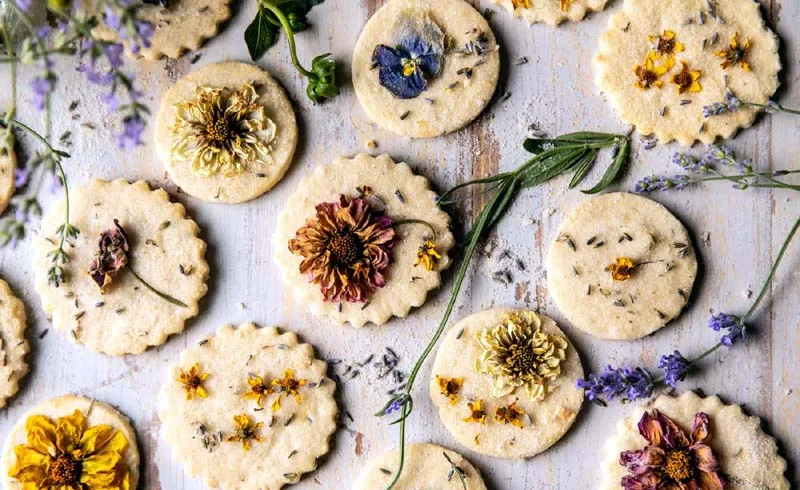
[273,153,455,327]
[594,0,780,146]
[600,391,789,489]
[154,62,298,203]
[159,323,338,490]
[92,0,231,60]
[492,0,609,26]
[1,394,141,490]
[0,279,28,409]
[32,179,209,356]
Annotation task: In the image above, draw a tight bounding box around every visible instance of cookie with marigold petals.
[600,392,789,490]
[32,179,209,355]
[155,62,298,203]
[0,279,28,409]
[159,323,337,490]
[546,193,697,340]
[594,0,780,146]
[1,394,140,490]
[92,0,231,60]
[273,154,455,327]
[353,443,487,490]
[429,308,584,459]
[493,0,608,26]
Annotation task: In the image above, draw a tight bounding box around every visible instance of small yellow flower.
[716,32,751,71]
[415,240,442,271]
[463,400,487,424]
[226,414,263,451]
[633,56,668,90]
[671,61,702,94]
[436,376,463,405]
[511,0,531,9]
[494,401,526,428]
[179,363,210,400]
[560,0,574,11]
[244,374,274,408]
[647,30,684,64]
[272,368,307,408]
[608,257,635,281]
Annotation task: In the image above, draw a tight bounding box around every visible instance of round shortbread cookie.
[492,0,609,26]
[92,0,231,60]
[159,323,338,490]
[352,0,501,138]
[430,309,584,459]
[32,179,209,356]
[0,279,28,409]
[0,142,15,215]
[546,193,697,340]
[155,62,298,203]
[353,442,487,490]
[1,394,140,490]
[594,0,780,146]
[273,153,455,327]
[600,391,789,490]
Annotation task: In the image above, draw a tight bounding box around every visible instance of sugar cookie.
[0,279,27,408]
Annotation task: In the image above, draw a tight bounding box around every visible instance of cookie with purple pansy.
[352,0,500,138]
[272,154,454,327]
[600,392,789,490]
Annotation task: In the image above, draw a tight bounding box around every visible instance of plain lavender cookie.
[0,279,28,408]
[0,139,15,215]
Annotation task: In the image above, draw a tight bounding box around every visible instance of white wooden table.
[1,0,798,488]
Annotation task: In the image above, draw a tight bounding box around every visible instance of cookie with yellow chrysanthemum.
[1,395,140,490]
[0,135,15,215]
[600,392,789,490]
[32,179,209,356]
[429,308,584,459]
[159,323,338,490]
[273,153,455,327]
[92,0,231,60]
[352,0,500,138]
[594,0,780,145]
[154,62,298,203]
[546,193,697,340]
[353,443,487,490]
[0,279,28,409]
[493,0,608,26]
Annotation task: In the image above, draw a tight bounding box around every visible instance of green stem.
[394,219,437,240]
[744,101,800,116]
[259,0,315,78]
[128,266,188,308]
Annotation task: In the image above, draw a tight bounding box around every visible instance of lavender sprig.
[703,90,800,118]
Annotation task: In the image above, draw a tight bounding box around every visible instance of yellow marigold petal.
[9,445,50,480]
[195,386,208,398]
[80,424,124,455]
[689,82,702,93]
[55,410,86,454]
[674,41,685,52]
[272,395,282,412]
[23,415,58,455]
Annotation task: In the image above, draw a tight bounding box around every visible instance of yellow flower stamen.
[671,61,702,94]
[179,363,210,400]
[415,240,442,271]
[463,400,487,424]
[402,58,418,77]
[226,414,263,451]
[608,257,635,281]
[436,376,463,405]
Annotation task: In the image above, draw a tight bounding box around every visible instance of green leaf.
[306,53,339,103]
[582,139,630,194]
[245,7,279,61]
[568,149,599,188]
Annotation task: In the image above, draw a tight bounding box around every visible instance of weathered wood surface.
[0,0,798,488]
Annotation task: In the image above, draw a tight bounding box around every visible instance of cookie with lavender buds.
[353,443,487,490]
[0,279,28,409]
[352,0,500,138]
[1,395,140,490]
[493,0,609,26]
[429,308,584,459]
[594,0,780,146]
[159,323,337,490]
[600,391,789,490]
[546,192,697,340]
[0,142,15,215]
[273,154,455,327]
[154,62,298,203]
[32,179,209,355]
[92,0,231,60]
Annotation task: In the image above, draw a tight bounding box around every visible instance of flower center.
[49,453,82,485]
[206,117,230,143]
[636,67,657,86]
[664,449,692,482]
[674,71,692,90]
[187,375,202,389]
[658,38,675,54]
[329,232,362,266]
[506,343,536,375]
[401,58,419,77]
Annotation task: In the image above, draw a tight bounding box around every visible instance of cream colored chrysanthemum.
[171,83,276,177]
[475,311,568,400]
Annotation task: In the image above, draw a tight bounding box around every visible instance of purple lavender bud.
[30,76,55,111]
[708,312,746,347]
[117,117,145,149]
[657,350,691,388]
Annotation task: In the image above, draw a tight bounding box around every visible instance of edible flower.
[415,240,441,271]
[88,219,129,291]
[634,56,668,90]
[560,0,574,11]
[226,414,263,451]
[371,15,444,99]
[179,363,210,400]
[620,410,724,490]
[608,257,635,281]
[716,32,751,71]
[436,376,463,405]
[648,30,684,64]
[494,401,525,428]
[271,368,307,410]
[463,400,487,424]
[671,61,702,94]
[244,374,274,408]
[512,0,531,8]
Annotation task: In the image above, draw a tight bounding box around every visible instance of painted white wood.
[0,0,797,488]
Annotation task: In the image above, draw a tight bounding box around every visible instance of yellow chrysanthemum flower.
[271,368,307,411]
[671,62,702,94]
[608,257,636,281]
[9,410,131,490]
[171,83,277,177]
[716,32,751,71]
[648,30,685,65]
[179,363,210,400]
[226,414,263,451]
[436,376,463,405]
[415,240,441,271]
[633,56,669,90]
[463,400,487,424]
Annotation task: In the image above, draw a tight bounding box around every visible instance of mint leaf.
[245,7,279,61]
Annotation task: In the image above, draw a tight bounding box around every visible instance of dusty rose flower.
[288,195,396,302]
[88,219,130,291]
[620,410,725,490]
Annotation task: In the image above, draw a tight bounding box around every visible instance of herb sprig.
[245,0,338,103]
[375,131,630,489]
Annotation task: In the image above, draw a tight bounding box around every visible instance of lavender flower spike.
[657,350,691,388]
[708,311,746,347]
[576,365,654,403]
